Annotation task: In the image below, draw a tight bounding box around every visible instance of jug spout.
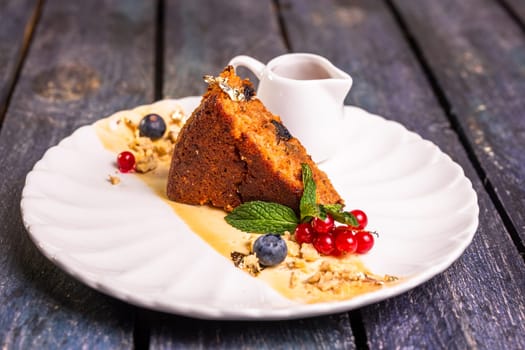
[319,60,353,104]
[324,75,353,105]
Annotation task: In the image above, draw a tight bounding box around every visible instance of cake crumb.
[108,174,121,185]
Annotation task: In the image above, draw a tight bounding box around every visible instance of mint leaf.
[300,203,320,223]
[321,203,344,213]
[225,201,299,234]
[321,204,359,227]
[300,163,318,221]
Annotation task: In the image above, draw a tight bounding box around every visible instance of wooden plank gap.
[0,0,44,131]
[349,310,369,350]
[496,0,525,35]
[155,0,165,100]
[383,0,525,263]
[272,0,292,51]
[133,309,151,350]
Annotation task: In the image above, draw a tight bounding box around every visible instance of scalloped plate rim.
[20,97,479,320]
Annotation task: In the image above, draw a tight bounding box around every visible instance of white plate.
[21,97,479,320]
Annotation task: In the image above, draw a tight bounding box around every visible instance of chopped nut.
[135,153,157,173]
[288,258,306,270]
[319,261,331,272]
[306,272,321,284]
[170,107,187,124]
[244,254,261,275]
[362,274,385,286]
[289,271,300,288]
[154,139,173,157]
[300,243,320,261]
[230,251,262,276]
[341,270,361,281]
[107,174,121,185]
[285,239,300,257]
[317,278,339,292]
[355,272,366,281]
[385,275,399,282]
[168,130,179,143]
[124,117,137,132]
[231,251,245,267]
[129,137,154,152]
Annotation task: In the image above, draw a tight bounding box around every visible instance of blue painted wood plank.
[163,0,287,98]
[0,0,38,122]
[0,0,157,347]
[151,1,357,348]
[502,0,525,25]
[393,0,525,245]
[280,0,525,348]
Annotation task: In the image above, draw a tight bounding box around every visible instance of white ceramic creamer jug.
[229,53,352,163]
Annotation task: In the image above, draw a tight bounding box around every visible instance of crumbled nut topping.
[231,251,262,276]
[231,233,398,299]
[300,243,321,262]
[112,104,188,174]
[286,242,397,295]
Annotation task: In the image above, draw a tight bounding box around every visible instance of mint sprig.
[321,204,359,227]
[224,201,298,234]
[299,163,320,221]
[225,164,357,234]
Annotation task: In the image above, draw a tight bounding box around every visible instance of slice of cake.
[166,66,342,212]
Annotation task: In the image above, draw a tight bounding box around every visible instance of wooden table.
[1,0,524,348]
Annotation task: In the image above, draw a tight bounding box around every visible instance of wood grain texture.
[280,0,525,348]
[0,0,156,347]
[392,0,525,244]
[163,0,287,98]
[150,0,357,348]
[502,0,525,24]
[149,312,354,350]
[0,0,38,122]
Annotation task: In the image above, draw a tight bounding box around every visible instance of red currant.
[334,229,357,254]
[294,223,315,244]
[355,231,374,254]
[350,209,368,229]
[331,225,350,236]
[311,214,335,234]
[313,233,335,255]
[117,151,135,173]
[331,249,343,257]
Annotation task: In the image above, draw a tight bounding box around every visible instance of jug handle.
[228,55,265,80]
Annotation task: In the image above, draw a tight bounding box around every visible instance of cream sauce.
[95,109,394,303]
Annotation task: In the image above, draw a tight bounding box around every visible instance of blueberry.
[253,234,288,267]
[139,114,166,139]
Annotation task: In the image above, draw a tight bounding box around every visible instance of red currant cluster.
[293,209,375,256]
